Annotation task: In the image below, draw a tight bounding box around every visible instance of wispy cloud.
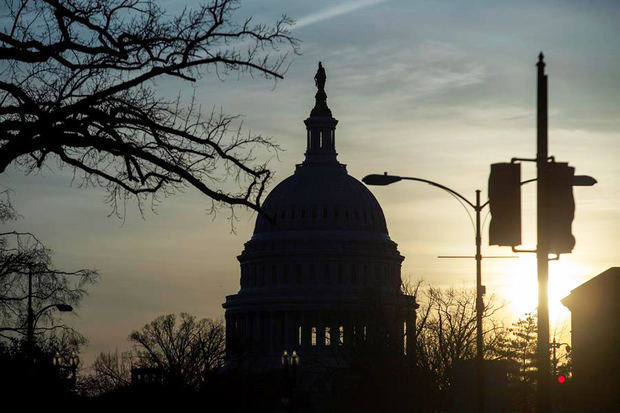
[295,0,388,29]
[328,41,486,103]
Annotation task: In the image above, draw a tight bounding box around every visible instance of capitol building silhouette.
[223,63,417,375]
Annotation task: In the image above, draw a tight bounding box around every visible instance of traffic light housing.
[541,162,576,254]
[488,163,522,246]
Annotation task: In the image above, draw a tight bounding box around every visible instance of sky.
[3,0,619,366]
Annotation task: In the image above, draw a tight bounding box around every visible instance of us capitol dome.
[223,63,417,370]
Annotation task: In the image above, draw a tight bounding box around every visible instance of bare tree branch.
[0,0,299,220]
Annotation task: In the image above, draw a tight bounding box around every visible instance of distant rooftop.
[561,267,620,310]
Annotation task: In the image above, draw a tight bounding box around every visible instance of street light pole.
[25,267,73,361]
[27,270,34,360]
[536,52,551,413]
[363,174,516,413]
[550,337,570,377]
[475,189,484,413]
[510,53,595,412]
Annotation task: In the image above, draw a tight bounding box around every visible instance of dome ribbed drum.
[254,163,388,234]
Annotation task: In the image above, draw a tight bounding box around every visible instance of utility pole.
[475,190,484,413]
[536,52,551,413]
[26,270,34,361]
[488,52,596,412]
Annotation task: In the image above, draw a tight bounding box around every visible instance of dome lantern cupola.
[304,62,339,165]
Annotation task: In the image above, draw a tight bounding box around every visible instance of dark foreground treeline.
[0,343,576,413]
[1,287,574,412]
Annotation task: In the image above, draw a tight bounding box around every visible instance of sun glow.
[500,256,588,329]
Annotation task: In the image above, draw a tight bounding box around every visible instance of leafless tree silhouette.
[0,190,97,344]
[0,0,299,217]
[128,313,225,389]
[415,285,505,391]
[80,350,134,396]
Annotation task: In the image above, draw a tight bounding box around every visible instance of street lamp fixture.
[27,302,74,360]
[573,175,597,187]
[281,350,300,366]
[362,173,402,186]
[55,304,74,312]
[289,350,300,366]
[550,337,571,377]
[69,351,80,369]
[52,350,80,390]
[53,351,63,367]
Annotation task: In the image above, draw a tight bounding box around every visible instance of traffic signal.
[557,375,567,384]
[541,162,575,254]
[488,163,521,246]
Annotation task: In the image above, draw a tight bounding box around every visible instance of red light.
[557,375,566,384]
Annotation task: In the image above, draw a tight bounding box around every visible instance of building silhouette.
[222,63,416,373]
[561,266,620,411]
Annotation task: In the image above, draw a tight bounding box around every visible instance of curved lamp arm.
[363,173,478,210]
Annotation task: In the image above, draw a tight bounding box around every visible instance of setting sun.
[501,255,590,328]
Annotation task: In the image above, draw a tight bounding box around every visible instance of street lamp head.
[362,172,402,186]
[55,304,73,312]
[53,351,63,366]
[573,175,597,187]
[69,351,80,368]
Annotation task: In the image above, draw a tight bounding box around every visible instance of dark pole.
[26,269,34,360]
[552,337,558,377]
[475,190,484,413]
[536,52,551,413]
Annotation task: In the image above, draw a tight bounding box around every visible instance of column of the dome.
[273,311,280,354]
[305,312,312,353]
[269,312,275,355]
[262,313,269,354]
[343,312,352,348]
[272,312,279,354]
[236,314,243,348]
[249,312,257,354]
[405,302,417,363]
[278,312,284,353]
[263,311,273,354]
[294,311,302,350]
[309,311,316,351]
[244,313,251,353]
[284,311,292,351]
[282,312,289,351]
[225,314,233,359]
[316,314,324,352]
[243,314,249,347]
[332,318,340,348]
[300,311,308,351]
[256,312,263,353]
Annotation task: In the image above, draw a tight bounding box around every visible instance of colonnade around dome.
[225,300,415,369]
